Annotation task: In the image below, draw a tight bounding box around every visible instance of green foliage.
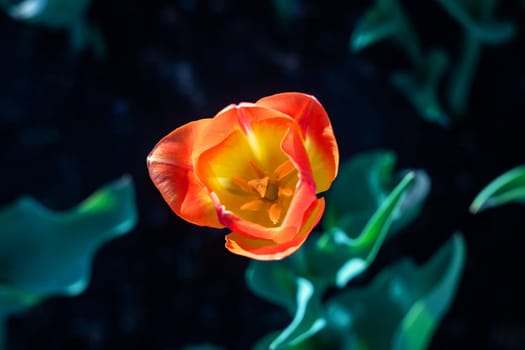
[315,171,416,289]
[248,151,465,350]
[0,176,138,348]
[327,234,465,350]
[436,0,515,116]
[247,153,422,312]
[351,0,516,124]
[324,149,430,238]
[470,165,525,213]
[351,0,420,62]
[391,50,449,126]
[0,0,105,57]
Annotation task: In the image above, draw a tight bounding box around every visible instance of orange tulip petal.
[148,92,338,260]
[256,92,339,193]
[224,197,325,260]
[147,119,223,228]
[193,102,290,159]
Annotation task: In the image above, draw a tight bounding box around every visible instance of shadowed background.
[1,1,524,349]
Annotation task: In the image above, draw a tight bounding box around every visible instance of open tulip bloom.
[147,92,339,260]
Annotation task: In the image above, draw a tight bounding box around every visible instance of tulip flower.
[147,92,339,260]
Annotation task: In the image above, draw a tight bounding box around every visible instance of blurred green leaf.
[324,150,430,238]
[392,50,450,126]
[324,150,395,235]
[0,175,137,313]
[446,33,482,116]
[253,322,353,350]
[316,172,416,288]
[470,165,525,213]
[253,331,321,350]
[434,0,516,45]
[350,0,422,64]
[246,256,300,314]
[1,0,105,57]
[350,0,402,52]
[268,278,325,350]
[326,234,466,350]
[5,0,90,27]
[437,0,515,116]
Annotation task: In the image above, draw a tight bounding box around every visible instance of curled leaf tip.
[470,165,525,214]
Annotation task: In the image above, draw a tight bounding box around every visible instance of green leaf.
[470,165,525,213]
[315,172,416,288]
[326,234,466,350]
[324,150,395,235]
[391,49,450,126]
[324,150,430,238]
[253,325,354,350]
[5,0,91,27]
[2,0,106,57]
[434,0,516,45]
[0,175,137,312]
[350,0,402,52]
[437,0,516,116]
[245,257,301,314]
[350,0,422,65]
[268,278,325,350]
[253,331,319,350]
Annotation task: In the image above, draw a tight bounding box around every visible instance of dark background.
[1,1,524,349]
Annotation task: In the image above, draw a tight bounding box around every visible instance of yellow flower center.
[231,160,297,225]
[197,118,300,227]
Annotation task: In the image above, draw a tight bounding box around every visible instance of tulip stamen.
[275,160,295,181]
[249,160,267,178]
[235,160,297,225]
[268,203,282,224]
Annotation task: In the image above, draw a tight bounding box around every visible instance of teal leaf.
[470,165,525,213]
[350,0,402,52]
[5,0,91,27]
[434,0,516,45]
[268,278,325,350]
[254,329,354,350]
[446,32,482,116]
[324,150,429,239]
[324,150,395,235]
[245,257,301,314]
[315,172,416,288]
[326,234,466,350]
[350,0,422,65]
[391,49,450,126]
[438,0,515,116]
[2,0,105,57]
[253,331,318,350]
[0,175,137,309]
